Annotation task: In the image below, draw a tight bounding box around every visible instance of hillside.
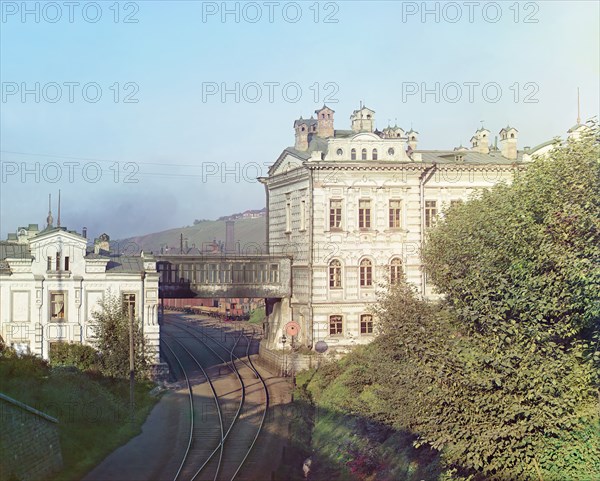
[115,216,266,255]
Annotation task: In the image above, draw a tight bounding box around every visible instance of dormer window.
[361,149,367,160]
[511,133,515,138]
[337,148,343,156]
[351,149,356,160]
[411,136,416,141]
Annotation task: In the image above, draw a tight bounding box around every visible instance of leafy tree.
[90,292,151,379]
[423,126,600,343]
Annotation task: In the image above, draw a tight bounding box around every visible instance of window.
[55,252,61,271]
[388,147,395,156]
[358,199,371,229]
[329,259,342,288]
[450,199,463,209]
[285,201,291,232]
[64,256,70,271]
[300,200,306,231]
[336,148,343,156]
[330,199,342,230]
[122,293,136,318]
[47,256,52,271]
[360,258,373,287]
[329,315,343,335]
[390,257,403,285]
[360,314,373,334]
[389,200,402,228]
[351,149,356,160]
[50,292,66,322]
[372,148,378,160]
[425,200,438,228]
[361,148,367,160]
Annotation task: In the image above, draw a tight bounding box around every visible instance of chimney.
[315,105,335,138]
[82,227,87,238]
[499,126,518,160]
[225,220,235,253]
[294,118,310,151]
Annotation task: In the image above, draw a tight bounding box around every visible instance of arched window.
[336,148,343,156]
[390,257,403,285]
[329,259,342,288]
[360,258,373,287]
[361,148,367,160]
[511,133,515,138]
[301,127,305,132]
[351,148,356,160]
[372,148,378,160]
[360,314,373,334]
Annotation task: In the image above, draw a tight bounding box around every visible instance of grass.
[249,306,266,325]
[0,354,159,481]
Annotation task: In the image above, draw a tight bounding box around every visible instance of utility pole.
[129,303,135,423]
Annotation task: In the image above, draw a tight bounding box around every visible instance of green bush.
[49,343,100,372]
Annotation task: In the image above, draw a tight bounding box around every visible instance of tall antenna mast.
[57,190,61,227]
[46,194,53,228]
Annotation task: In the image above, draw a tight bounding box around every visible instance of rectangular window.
[329,315,343,335]
[389,200,402,228]
[50,291,66,322]
[64,256,70,271]
[358,200,371,229]
[425,201,438,228]
[300,200,306,231]
[330,199,342,230]
[285,201,291,232]
[55,252,61,271]
[47,256,52,271]
[360,314,373,334]
[122,293,136,318]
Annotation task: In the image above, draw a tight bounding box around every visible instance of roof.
[417,150,524,164]
[294,117,318,128]
[106,257,145,274]
[315,105,335,114]
[0,242,32,260]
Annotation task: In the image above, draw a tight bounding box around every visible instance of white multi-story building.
[0,218,160,364]
[261,104,568,352]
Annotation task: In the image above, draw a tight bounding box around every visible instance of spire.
[57,189,61,228]
[46,194,54,228]
[577,87,581,125]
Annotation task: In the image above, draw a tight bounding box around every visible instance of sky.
[1,0,599,240]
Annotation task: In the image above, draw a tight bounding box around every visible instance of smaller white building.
[0,222,160,364]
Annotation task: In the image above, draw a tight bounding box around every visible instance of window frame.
[329,259,342,289]
[425,200,438,228]
[329,199,343,230]
[390,257,403,285]
[50,291,67,322]
[358,199,371,229]
[360,314,373,334]
[122,292,137,319]
[389,199,402,229]
[329,315,343,336]
[359,258,373,287]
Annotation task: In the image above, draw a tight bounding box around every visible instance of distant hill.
[114,216,266,255]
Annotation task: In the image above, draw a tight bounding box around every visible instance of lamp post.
[129,303,135,424]
[280,334,287,377]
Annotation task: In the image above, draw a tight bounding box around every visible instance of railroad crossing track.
[161,313,269,481]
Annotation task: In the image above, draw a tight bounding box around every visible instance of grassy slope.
[0,355,158,481]
[116,217,266,254]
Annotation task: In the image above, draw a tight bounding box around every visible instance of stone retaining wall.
[258,342,324,376]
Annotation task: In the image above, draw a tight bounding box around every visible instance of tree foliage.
[422,127,600,342]
[303,128,600,480]
[90,292,151,379]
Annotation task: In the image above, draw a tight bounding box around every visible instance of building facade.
[0,222,160,364]
[260,104,566,352]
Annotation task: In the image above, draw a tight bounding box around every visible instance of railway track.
[161,313,269,481]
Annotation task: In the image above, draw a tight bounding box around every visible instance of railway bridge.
[155,254,292,348]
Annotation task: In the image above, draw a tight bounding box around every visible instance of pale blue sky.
[1,0,598,239]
